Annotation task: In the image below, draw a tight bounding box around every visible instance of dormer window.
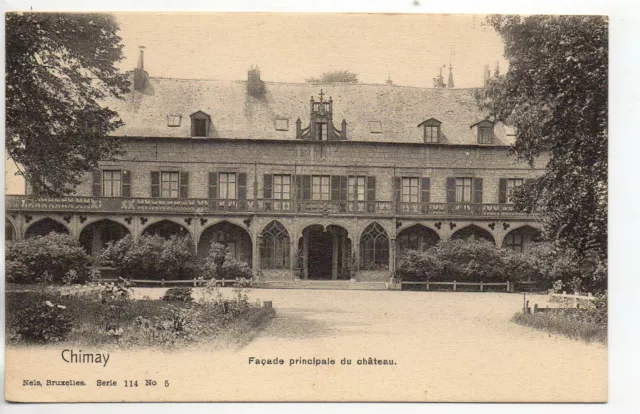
[369,121,382,134]
[190,111,211,137]
[275,118,289,131]
[471,119,494,144]
[316,122,328,140]
[167,115,182,127]
[417,118,441,143]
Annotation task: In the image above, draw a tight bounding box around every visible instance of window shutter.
[263,174,273,199]
[393,177,401,203]
[92,170,102,197]
[179,172,189,199]
[302,175,311,200]
[237,173,247,200]
[331,176,341,201]
[208,172,218,199]
[446,177,456,203]
[474,177,483,203]
[151,171,160,198]
[340,176,348,201]
[367,176,376,201]
[122,170,131,197]
[421,177,430,203]
[499,178,508,203]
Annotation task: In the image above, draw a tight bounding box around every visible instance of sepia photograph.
[3,7,615,405]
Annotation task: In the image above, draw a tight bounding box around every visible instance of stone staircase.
[254,279,389,291]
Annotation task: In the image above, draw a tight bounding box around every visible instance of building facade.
[5,51,546,283]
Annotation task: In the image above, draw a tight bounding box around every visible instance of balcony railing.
[6,195,534,219]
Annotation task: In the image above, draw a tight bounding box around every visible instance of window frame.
[423,125,440,143]
[275,118,289,131]
[478,126,493,144]
[311,175,330,201]
[368,121,383,134]
[273,174,291,200]
[219,172,237,200]
[506,178,524,203]
[167,115,182,127]
[102,169,122,197]
[455,177,473,203]
[401,177,420,203]
[348,176,366,201]
[160,171,180,199]
[504,233,524,253]
[316,122,328,141]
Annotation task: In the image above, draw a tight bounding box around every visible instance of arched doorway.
[397,224,440,256]
[299,224,351,280]
[79,220,130,259]
[25,218,70,239]
[141,220,190,239]
[198,221,252,266]
[259,221,290,270]
[503,225,542,253]
[360,222,389,270]
[5,218,17,242]
[451,224,495,245]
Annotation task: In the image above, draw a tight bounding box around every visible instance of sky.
[113,13,508,88]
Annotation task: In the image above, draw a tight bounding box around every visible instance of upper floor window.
[273,174,291,200]
[311,175,330,200]
[102,170,122,197]
[316,123,328,141]
[219,173,237,200]
[275,118,289,131]
[402,177,419,203]
[418,118,441,143]
[167,115,182,127]
[190,111,211,137]
[348,176,366,201]
[161,172,180,198]
[507,178,524,200]
[455,177,473,202]
[500,178,524,203]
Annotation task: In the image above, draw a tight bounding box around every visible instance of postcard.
[4,12,608,402]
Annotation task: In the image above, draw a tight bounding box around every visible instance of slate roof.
[104,75,515,146]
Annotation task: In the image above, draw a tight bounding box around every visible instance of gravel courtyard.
[138,287,607,402]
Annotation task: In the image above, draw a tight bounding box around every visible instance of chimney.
[134,46,147,92]
[447,65,455,88]
[483,64,490,87]
[247,65,265,98]
[385,75,393,86]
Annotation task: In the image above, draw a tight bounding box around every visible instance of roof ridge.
[145,76,482,91]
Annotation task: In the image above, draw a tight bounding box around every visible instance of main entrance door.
[307,228,333,279]
[301,225,351,280]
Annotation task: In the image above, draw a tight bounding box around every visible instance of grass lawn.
[512,308,607,345]
[5,290,276,350]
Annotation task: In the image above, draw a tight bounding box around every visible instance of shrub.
[396,250,443,282]
[201,243,253,280]
[431,238,510,282]
[12,299,73,343]
[162,287,194,303]
[99,234,198,280]
[6,233,90,284]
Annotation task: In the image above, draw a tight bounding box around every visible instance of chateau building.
[5,49,545,283]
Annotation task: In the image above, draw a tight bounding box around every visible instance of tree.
[483,15,607,260]
[6,13,130,196]
[305,70,358,84]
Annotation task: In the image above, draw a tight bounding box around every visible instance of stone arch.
[503,225,542,253]
[79,219,131,259]
[259,220,291,269]
[5,217,17,242]
[141,219,191,239]
[397,224,440,256]
[25,217,70,239]
[451,224,495,245]
[359,222,390,270]
[198,220,252,266]
[298,223,352,280]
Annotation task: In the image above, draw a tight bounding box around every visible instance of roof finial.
[318,89,325,101]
